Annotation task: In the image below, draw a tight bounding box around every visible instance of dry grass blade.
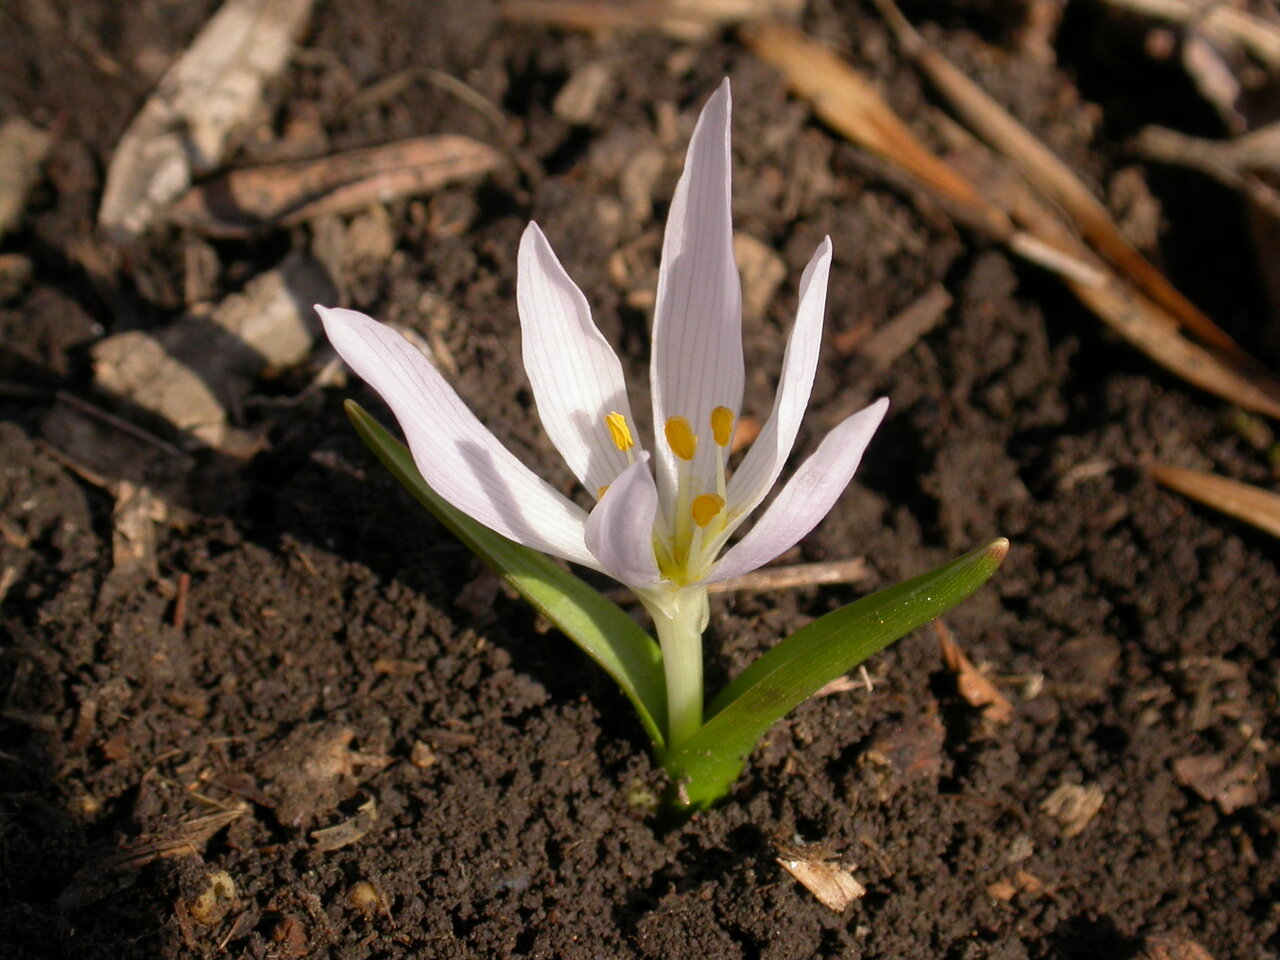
[167,136,505,236]
[98,0,314,238]
[501,0,803,37]
[742,22,1009,239]
[705,557,868,593]
[936,114,1280,417]
[1065,280,1280,418]
[872,0,1252,367]
[741,22,1101,284]
[1148,462,1280,539]
[745,20,1280,418]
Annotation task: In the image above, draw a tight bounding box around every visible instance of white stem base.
[640,586,708,749]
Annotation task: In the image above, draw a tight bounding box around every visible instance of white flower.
[318,79,887,609]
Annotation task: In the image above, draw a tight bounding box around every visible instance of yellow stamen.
[711,406,734,447]
[606,411,634,452]
[691,493,726,528]
[596,485,609,500]
[665,416,697,461]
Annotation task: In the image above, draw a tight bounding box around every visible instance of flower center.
[657,406,734,584]
[597,408,737,582]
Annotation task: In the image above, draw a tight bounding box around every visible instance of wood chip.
[857,284,952,370]
[1138,934,1217,960]
[733,232,787,322]
[0,117,52,239]
[168,136,504,236]
[372,658,426,676]
[775,842,866,912]
[409,740,438,770]
[310,796,378,852]
[255,723,390,828]
[1173,753,1261,814]
[986,879,1017,901]
[1014,870,1050,898]
[553,62,615,124]
[936,621,1014,724]
[91,253,335,451]
[99,0,314,237]
[0,252,33,300]
[111,481,167,578]
[269,914,310,959]
[0,566,18,607]
[1149,462,1280,539]
[1040,781,1104,838]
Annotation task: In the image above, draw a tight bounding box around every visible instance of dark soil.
[2,1,1277,958]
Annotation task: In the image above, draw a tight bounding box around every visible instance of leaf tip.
[987,537,1010,563]
[343,398,366,424]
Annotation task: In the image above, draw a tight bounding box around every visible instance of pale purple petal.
[318,306,598,569]
[649,79,744,522]
[585,455,663,588]
[723,237,832,531]
[704,398,889,584]
[519,222,639,496]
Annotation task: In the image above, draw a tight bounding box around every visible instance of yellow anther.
[664,416,697,461]
[596,485,610,500]
[606,412,634,452]
[711,406,734,447]
[691,493,726,528]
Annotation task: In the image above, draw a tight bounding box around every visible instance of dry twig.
[1097,0,1280,71]
[98,0,314,237]
[1134,123,1280,221]
[168,136,504,236]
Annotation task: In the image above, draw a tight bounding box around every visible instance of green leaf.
[345,401,668,755]
[663,539,1008,808]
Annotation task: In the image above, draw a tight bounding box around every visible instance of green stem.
[641,587,707,748]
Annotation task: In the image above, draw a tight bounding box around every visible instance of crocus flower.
[318,80,887,745]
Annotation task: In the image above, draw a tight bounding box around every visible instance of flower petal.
[519,222,639,496]
[649,78,744,520]
[585,455,663,588]
[723,237,832,529]
[318,306,598,569]
[704,398,889,584]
